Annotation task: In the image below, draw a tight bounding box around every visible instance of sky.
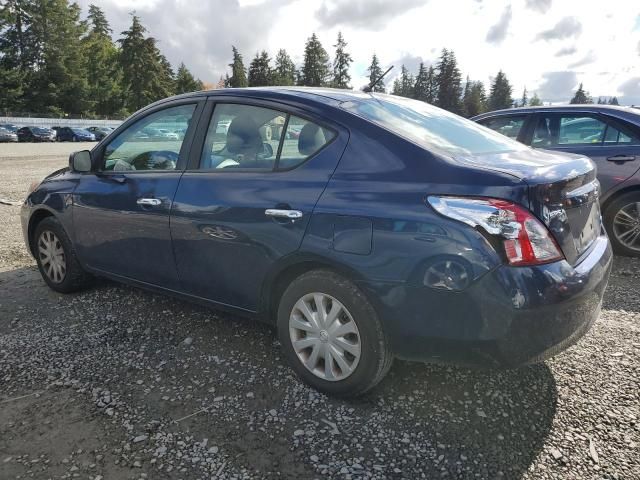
[80,0,640,105]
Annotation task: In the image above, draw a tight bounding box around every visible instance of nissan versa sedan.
[22,88,612,396]
[473,105,640,257]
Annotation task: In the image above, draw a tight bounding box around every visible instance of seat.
[225,115,263,164]
[298,123,325,156]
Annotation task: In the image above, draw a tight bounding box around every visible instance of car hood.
[452,147,593,184]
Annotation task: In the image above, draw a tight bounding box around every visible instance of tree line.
[0,1,619,119]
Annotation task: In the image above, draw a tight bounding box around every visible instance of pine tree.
[434,49,463,114]
[462,78,487,117]
[272,49,296,86]
[529,92,543,106]
[175,62,203,93]
[0,0,32,110]
[414,63,430,102]
[332,32,352,89]
[366,54,385,92]
[488,70,513,110]
[87,3,111,37]
[608,96,619,105]
[392,65,414,98]
[597,97,605,104]
[520,87,528,107]
[248,50,272,87]
[119,14,173,112]
[228,46,247,88]
[299,33,330,87]
[570,83,591,104]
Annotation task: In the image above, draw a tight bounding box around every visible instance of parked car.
[0,123,19,133]
[472,105,640,256]
[56,127,96,142]
[86,126,113,141]
[22,88,612,396]
[0,126,18,142]
[17,126,55,142]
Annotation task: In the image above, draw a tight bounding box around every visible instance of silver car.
[0,126,18,142]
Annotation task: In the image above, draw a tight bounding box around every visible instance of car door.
[170,98,348,312]
[527,112,640,194]
[72,99,204,289]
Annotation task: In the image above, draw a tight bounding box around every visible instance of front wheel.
[277,270,393,397]
[604,192,640,257]
[33,217,93,293]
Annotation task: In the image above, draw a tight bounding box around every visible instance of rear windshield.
[341,94,527,156]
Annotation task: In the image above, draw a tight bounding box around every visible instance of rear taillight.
[427,196,563,266]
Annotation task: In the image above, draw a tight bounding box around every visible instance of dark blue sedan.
[473,105,640,257]
[22,88,612,396]
[56,127,96,142]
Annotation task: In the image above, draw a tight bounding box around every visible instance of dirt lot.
[0,143,638,479]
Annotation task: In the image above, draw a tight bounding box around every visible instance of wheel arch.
[27,208,56,256]
[601,184,640,215]
[259,253,367,325]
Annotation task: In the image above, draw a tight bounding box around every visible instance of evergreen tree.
[570,83,591,104]
[82,4,124,116]
[520,87,528,107]
[529,92,543,106]
[0,0,32,110]
[434,48,463,114]
[366,54,385,92]
[175,62,203,93]
[597,97,605,104]
[488,70,513,110]
[299,33,330,87]
[272,49,296,86]
[332,31,352,89]
[392,65,413,98]
[228,46,247,88]
[462,77,487,117]
[608,96,619,105]
[119,14,173,112]
[248,50,272,87]
[414,63,436,103]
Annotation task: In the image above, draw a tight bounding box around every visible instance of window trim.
[90,98,205,174]
[187,96,339,174]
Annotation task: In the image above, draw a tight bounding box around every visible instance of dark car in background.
[17,126,56,142]
[56,127,96,142]
[22,88,612,396]
[0,126,18,142]
[473,105,640,256]
[86,126,113,141]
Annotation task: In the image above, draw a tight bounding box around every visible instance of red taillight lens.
[428,196,564,266]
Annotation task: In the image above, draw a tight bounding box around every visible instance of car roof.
[473,104,640,122]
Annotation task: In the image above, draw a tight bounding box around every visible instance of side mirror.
[69,150,92,172]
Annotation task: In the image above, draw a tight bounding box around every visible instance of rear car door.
[170,98,348,312]
[73,99,204,289]
[527,112,640,194]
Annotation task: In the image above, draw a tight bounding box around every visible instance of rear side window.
[479,116,527,140]
[532,114,640,147]
[200,104,335,171]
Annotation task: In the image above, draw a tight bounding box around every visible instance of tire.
[277,270,393,397]
[33,217,93,293]
[603,191,640,257]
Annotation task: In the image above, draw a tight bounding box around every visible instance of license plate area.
[568,201,600,256]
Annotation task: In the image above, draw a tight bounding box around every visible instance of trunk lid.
[454,148,601,265]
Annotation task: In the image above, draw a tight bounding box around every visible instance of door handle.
[607,155,636,162]
[265,208,303,219]
[137,198,162,206]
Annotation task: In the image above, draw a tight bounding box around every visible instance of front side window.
[341,94,527,156]
[102,104,196,172]
[479,116,527,140]
[200,104,335,171]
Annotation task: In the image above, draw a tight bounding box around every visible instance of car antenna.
[363,66,393,93]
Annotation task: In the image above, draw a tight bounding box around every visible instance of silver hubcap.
[38,230,66,283]
[613,202,640,252]
[289,293,361,382]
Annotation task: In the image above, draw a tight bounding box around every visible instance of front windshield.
[342,94,527,156]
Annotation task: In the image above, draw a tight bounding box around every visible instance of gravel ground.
[0,144,638,480]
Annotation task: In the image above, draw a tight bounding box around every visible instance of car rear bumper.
[359,235,612,367]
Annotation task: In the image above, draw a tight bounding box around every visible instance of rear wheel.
[277,270,393,397]
[34,217,93,293]
[604,191,640,257]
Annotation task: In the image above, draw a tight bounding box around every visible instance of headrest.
[226,115,262,154]
[298,123,325,156]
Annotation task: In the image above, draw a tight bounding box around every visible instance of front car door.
[526,112,640,194]
[170,98,348,312]
[73,99,204,289]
